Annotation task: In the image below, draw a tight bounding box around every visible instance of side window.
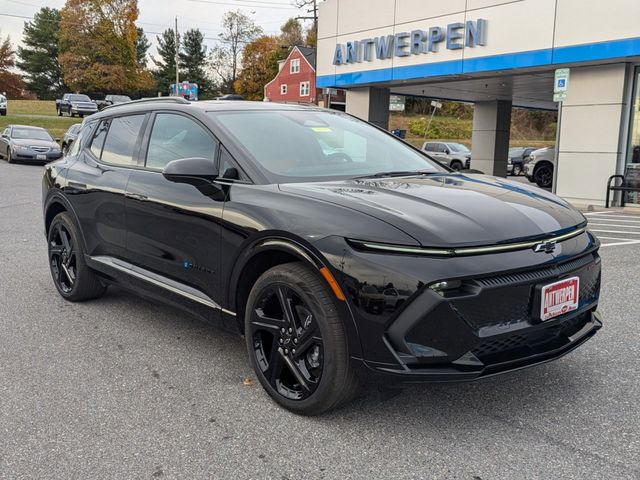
[90,120,109,158]
[68,125,88,156]
[146,113,217,170]
[100,115,145,166]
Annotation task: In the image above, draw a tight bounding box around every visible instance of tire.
[450,160,463,171]
[534,164,554,188]
[47,212,106,302]
[512,164,522,176]
[6,147,13,164]
[245,262,360,415]
[57,108,62,117]
[70,112,76,118]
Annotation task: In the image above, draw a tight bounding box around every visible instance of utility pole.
[296,0,318,45]
[174,16,180,94]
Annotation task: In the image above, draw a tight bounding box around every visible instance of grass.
[0,100,79,141]
[389,112,555,150]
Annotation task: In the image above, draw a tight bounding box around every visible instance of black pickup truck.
[94,94,132,111]
[56,94,98,117]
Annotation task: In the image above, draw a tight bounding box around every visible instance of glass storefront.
[626,66,640,204]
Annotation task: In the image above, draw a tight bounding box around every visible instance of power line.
[186,0,296,10]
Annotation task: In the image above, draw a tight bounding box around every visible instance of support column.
[555,64,629,206]
[345,87,390,130]
[471,100,512,177]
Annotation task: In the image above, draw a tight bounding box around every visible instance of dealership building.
[316,0,640,206]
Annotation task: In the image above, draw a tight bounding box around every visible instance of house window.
[300,81,310,97]
[290,58,301,74]
[280,84,288,95]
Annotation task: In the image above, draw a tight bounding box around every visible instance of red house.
[265,46,318,104]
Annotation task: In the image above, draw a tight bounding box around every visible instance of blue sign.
[333,19,487,66]
[557,79,566,88]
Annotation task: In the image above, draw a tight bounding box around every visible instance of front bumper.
[12,151,62,162]
[524,162,535,177]
[362,251,602,382]
[71,107,97,115]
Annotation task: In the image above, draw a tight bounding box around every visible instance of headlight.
[12,145,29,153]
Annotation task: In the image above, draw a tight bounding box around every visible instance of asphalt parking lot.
[1,162,639,480]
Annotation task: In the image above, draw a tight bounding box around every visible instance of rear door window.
[100,115,145,166]
[145,113,217,170]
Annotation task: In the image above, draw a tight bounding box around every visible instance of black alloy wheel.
[47,212,106,301]
[49,221,77,294]
[535,164,553,188]
[245,263,360,415]
[250,284,324,401]
[450,160,463,171]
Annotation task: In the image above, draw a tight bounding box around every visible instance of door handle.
[67,181,87,190]
[126,192,148,201]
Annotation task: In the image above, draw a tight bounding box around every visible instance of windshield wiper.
[354,170,438,180]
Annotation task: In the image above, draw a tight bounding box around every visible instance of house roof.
[296,46,316,69]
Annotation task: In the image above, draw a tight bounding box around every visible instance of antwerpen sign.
[332,19,487,66]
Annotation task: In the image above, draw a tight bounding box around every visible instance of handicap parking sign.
[557,79,566,88]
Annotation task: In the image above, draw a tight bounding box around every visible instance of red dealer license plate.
[540,277,580,321]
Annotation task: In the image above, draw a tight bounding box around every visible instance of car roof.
[8,124,46,131]
[92,99,323,119]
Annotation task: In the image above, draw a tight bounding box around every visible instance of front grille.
[471,312,591,360]
[450,254,600,333]
[30,146,50,153]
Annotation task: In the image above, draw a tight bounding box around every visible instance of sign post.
[552,68,570,193]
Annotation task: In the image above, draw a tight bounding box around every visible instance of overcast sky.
[0,0,307,67]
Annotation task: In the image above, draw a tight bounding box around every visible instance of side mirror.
[55,138,61,143]
[1,133,8,139]
[162,157,218,185]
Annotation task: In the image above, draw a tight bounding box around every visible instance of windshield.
[212,110,446,182]
[448,143,470,153]
[12,128,53,141]
[509,147,524,156]
[69,94,91,102]
[111,95,131,103]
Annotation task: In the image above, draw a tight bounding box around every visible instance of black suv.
[43,98,602,415]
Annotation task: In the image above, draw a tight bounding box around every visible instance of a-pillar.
[471,100,512,176]
[345,87,391,130]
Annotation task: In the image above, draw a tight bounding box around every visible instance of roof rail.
[102,96,190,111]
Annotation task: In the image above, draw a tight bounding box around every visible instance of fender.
[43,191,88,252]
[227,234,364,358]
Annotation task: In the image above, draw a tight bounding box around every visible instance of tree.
[135,27,151,67]
[234,36,283,100]
[0,32,29,98]
[179,28,213,97]
[153,28,179,94]
[209,10,262,93]
[58,0,153,94]
[17,7,65,100]
[280,18,304,47]
[295,0,317,47]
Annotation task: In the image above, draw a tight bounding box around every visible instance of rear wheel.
[245,262,360,415]
[48,212,106,302]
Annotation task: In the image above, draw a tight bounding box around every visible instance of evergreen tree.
[179,29,212,97]
[17,7,65,99]
[135,27,151,67]
[153,28,179,94]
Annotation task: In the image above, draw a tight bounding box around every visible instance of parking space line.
[600,240,640,247]
[586,223,640,228]
[589,229,640,235]
[584,212,640,219]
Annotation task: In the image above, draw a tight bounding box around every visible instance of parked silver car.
[0,125,62,164]
[421,141,471,170]
[524,147,555,188]
[0,93,6,116]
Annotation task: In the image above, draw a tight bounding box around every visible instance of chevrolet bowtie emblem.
[534,240,557,253]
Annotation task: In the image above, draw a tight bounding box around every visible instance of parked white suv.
[422,141,471,170]
[524,147,555,188]
[0,93,7,116]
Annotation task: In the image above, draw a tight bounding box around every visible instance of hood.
[12,138,59,149]
[279,173,585,248]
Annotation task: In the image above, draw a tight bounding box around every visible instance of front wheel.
[534,165,554,188]
[48,212,106,302]
[57,108,62,117]
[450,160,463,171]
[245,262,360,415]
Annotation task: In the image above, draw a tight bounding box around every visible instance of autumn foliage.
[59,0,153,93]
[234,36,283,101]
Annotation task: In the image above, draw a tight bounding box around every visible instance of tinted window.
[436,144,448,153]
[69,125,89,156]
[69,94,91,102]
[423,143,435,152]
[146,113,217,170]
[100,115,145,166]
[90,121,108,158]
